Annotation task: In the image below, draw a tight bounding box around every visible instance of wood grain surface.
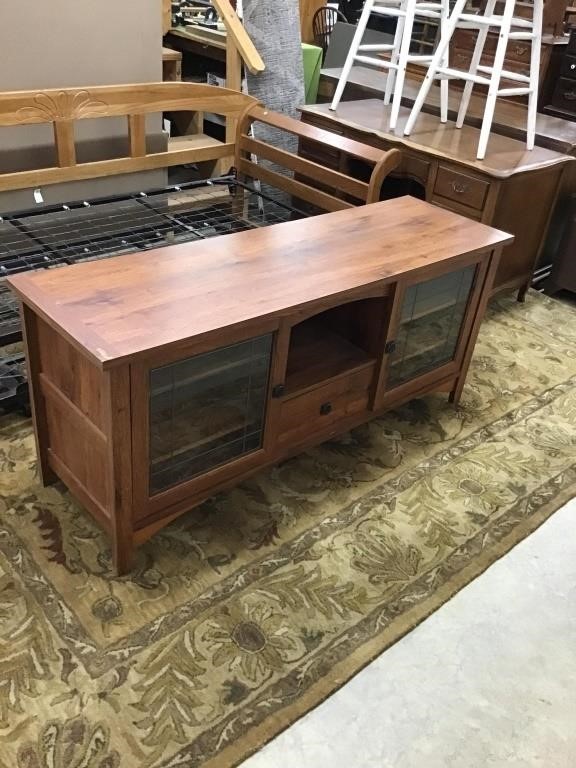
[8,197,513,369]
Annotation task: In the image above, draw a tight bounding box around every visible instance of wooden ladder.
[404,0,543,159]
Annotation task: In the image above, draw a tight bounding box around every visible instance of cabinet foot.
[517,284,529,303]
[38,463,59,487]
[112,537,135,576]
[449,381,463,406]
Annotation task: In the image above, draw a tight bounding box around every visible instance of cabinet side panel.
[492,168,561,290]
[37,318,105,430]
[43,389,109,512]
[32,317,110,516]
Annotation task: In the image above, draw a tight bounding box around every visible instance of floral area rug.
[0,291,575,768]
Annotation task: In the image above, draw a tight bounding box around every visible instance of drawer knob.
[271,384,285,398]
[513,45,528,56]
[451,181,468,194]
[570,64,576,71]
[320,402,332,416]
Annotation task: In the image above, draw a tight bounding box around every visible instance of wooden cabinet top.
[320,66,576,156]
[8,196,512,369]
[302,100,574,177]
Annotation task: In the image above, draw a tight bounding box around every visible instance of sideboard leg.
[106,366,134,577]
[113,530,135,576]
[449,383,463,406]
[517,282,529,303]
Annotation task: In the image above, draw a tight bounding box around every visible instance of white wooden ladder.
[330,0,451,130]
[404,0,543,159]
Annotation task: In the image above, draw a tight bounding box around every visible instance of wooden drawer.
[433,165,489,211]
[278,367,372,447]
[400,154,431,187]
[550,78,576,115]
[451,30,531,66]
[560,55,576,81]
[450,47,531,78]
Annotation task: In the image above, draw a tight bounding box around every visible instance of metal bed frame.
[0,175,311,412]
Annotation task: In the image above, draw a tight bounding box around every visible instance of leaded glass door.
[384,265,478,391]
[148,334,273,495]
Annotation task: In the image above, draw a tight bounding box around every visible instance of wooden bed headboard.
[0,82,400,209]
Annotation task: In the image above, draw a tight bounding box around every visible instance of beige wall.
[0,0,166,212]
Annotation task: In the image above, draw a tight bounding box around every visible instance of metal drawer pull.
[564,91,576,101]
[320,402,332,415]
[513,46,528,56]
[452,181,469,194]
[570,64,576,71]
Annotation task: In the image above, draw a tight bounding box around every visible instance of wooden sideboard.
[300,100,573,299]
[8,197,512,573]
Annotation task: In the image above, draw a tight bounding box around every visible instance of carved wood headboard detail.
[0,82,401,208]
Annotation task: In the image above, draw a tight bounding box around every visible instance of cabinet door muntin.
[148,333,273,495]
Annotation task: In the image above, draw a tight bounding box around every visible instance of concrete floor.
[242,498,576,768]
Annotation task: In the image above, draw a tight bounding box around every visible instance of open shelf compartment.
[284,297,385,397]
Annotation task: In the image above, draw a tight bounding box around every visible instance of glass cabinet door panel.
[149,334,272,494]
[387,266,476,388]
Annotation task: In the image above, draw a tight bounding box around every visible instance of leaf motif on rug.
[348,530,423,586]
[14,716,120,768]
[132,629,208,747]
[0,570,56,727]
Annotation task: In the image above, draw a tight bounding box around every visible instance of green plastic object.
[302,43,322,104]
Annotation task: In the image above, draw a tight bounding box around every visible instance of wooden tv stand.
[8,196,512,574]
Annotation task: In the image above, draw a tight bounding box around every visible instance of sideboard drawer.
[401,154,431,187]
[434,166,489,211]
[278,367,372,446]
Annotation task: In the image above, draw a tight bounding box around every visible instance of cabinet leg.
[517,283,529,303]
[106,366,135,577]
[112,528,135,576]
[449,379,464,406]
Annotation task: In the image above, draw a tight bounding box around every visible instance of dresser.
[300,100,573,299]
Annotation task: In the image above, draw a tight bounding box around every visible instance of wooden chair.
[313,6,348,61]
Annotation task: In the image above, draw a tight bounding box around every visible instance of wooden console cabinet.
[8,197,512,573]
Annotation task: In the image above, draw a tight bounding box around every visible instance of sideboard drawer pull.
[433,165,489,211]
[513,45,528,56]
[564,91,576,101]
[320,402,332,416]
